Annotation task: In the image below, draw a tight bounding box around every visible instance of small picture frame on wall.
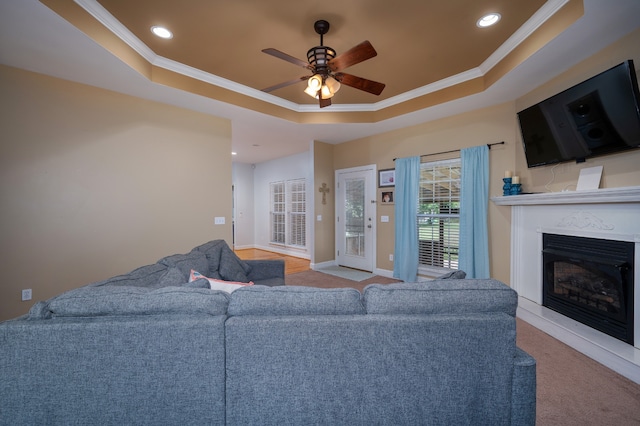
[381,190,394,204]
[379,169,395,187]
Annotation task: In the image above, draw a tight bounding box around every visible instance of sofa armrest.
[511,346,537,425]
[245,259,285,281]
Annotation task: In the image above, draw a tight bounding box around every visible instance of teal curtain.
[393,156,420,282]
[459,145,490,278]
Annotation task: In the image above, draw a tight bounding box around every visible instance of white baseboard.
[374,267,394,278]
[252,244,310,260]
[310,260,336,270]
[232,244,253,250]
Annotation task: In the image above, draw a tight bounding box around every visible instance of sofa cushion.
[127,263,168,278]
[158,267,187,287]
[183,278,211,289]
[251,276,285,287]
[228,285,365,316]
[158,250,209,279]
[89,263,169,289]
[30,286,229,319]
[364,279,517,316]
[192,240,252,281]
[192,239,227,274]
[434,269,467,279]
[218,244,252,282]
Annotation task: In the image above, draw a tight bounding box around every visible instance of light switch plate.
[214,217,225,225]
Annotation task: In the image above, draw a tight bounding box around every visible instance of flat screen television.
[517,60,640,168]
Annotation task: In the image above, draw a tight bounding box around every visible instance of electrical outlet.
[21,289,32,301]
[389,254,394,261]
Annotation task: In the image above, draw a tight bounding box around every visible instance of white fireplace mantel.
[491,185,640,206]
[492,186,640,384]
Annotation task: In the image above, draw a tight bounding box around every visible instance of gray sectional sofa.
[0,241,536,425]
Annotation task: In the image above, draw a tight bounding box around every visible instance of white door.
[335,166,376,271]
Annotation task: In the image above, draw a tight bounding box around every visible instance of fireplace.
[542,234,634,344]
[491,186,640,384]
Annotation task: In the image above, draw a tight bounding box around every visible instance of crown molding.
[74,0,156,63]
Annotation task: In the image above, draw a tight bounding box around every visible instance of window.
[270,182,285,244]
[417,158,460,273]
[287,179,306,247]
[270,179,306,248]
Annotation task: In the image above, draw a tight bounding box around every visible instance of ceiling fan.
[261,20,385,108]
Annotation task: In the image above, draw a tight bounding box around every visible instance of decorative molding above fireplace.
[491,186,640,384]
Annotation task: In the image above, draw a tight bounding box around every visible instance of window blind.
[287,179,306,248]
[417,158,461,272]
[270,178,306,249]
[270,182,285,244]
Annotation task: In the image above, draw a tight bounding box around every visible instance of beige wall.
[332,103,517,283]
[0,66,233,320]
[312,141,336,264]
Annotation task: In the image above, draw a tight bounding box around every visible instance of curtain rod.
[393,141,505,161]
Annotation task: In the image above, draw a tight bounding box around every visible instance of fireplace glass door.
[543,234,634,344]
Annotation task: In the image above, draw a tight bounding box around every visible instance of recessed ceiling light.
[151,26,173,39]
[232,152,237,156]
[477,13,501,28]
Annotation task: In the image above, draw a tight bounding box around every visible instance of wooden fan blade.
[334,72,385,96]
[319,96,332,108]
[261,76,310,93]
[262,48,312,70]
[328,41,377,72]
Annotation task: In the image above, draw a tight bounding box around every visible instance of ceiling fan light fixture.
[304,79,320,99]
[477,13,501,28]
[304,86,319,98]
[307,74,323,91]
[320,84,334,99]
[325,76,341,94]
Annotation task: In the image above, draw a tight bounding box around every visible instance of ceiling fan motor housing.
[307,46,336,75]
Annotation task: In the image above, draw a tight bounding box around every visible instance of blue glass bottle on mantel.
[503,177,512,196]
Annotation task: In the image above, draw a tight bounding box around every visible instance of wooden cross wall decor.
[319,183,330,204]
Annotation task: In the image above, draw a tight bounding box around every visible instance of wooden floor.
[234,248,310,275]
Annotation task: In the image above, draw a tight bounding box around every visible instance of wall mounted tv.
[517,60,640,168]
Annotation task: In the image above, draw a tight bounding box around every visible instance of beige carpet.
[516,319,640,425]
[285,270,640,425]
